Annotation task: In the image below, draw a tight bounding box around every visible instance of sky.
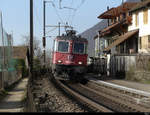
[0,0,123,50]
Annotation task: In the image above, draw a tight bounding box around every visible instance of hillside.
[80,20,108,57]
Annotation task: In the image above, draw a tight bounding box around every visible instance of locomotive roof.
[56,35,88,42]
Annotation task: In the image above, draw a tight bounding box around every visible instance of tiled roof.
[99,19,127,37]
[130,0,150,12]
[98,2,138,19]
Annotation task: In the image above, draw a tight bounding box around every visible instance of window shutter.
[143,9,148,24]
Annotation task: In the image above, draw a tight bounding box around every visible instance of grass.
[141,80,150,84]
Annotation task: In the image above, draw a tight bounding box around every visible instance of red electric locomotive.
[52,30,88,81]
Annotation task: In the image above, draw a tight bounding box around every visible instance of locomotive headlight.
[58,60,62,63]
[78,62,83,65]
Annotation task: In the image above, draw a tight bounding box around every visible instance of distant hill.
[80,20,108,57]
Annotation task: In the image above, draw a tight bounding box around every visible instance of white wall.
[128,8,150,37]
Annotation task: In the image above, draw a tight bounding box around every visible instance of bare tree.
[45,48,52,67]
[20,35,42,58]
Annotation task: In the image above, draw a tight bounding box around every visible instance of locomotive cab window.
[58,41,69,53]
[73,42,85,54]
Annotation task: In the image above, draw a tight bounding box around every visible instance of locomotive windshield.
[73,42,85,54]
[58,41,69,53]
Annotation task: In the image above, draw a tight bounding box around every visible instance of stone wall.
[110,54,150,82]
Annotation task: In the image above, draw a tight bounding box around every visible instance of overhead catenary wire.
[43,0,86,37]
[56,0,86,32]
[70,0,86,26]
[46,27,58,34]
[34,3,42,28]
[51,1,64,24]
[68,0,74,24]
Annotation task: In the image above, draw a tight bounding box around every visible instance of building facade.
[129,0,150,53]
[94,2,138,56]
[94,35,107,57]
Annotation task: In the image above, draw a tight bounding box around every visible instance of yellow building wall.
[141,35,148,49]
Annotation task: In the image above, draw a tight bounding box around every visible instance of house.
[92,0,150,81]
[128,0,150,53]
[12,46,29,69]
[94,2,138,56]
[94,34,107,57]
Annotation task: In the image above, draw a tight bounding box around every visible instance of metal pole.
[43,0,46,67]
[30,0,34,80]
[58,22,61,36]
[1,12,4,90]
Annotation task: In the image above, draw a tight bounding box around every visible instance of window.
[135,12,139,27]
[123,13,126,19]
[73,42,85,54]
[58,41,69,53]
[143,9,148,24]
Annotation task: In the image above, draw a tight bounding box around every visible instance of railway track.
[83,80,150,112]
[52,79,113,112]
[51,75,150,112]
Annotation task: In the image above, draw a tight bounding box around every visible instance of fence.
[110,54,150,80]
[0,12,18,89]
[92,54,150,81]
[91,57,107,75]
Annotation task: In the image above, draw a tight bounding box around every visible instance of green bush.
[15,59,28,77]
[33,58,41,71]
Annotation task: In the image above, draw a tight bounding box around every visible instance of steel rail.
[79,82,150,112]
[55,80,113,112]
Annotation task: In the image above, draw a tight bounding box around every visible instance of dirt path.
[0,78,28,112]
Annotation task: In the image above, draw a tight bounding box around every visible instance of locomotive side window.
[73,43,85,54]
[58,41,69,53]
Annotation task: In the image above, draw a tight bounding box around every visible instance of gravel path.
[0,78,28,112]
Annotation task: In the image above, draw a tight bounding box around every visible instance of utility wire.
[70,0,86,26]
[34,3,42,28]
[68,0,74,24]
[51,1,64,24]
[46,27,58,34]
